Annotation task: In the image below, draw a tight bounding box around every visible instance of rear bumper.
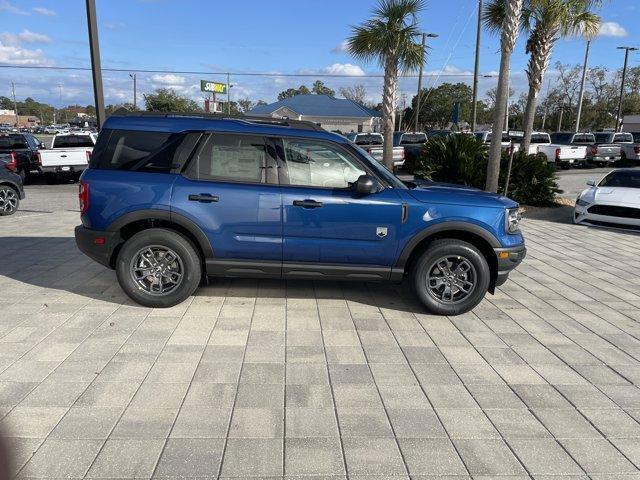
[74,225,120,268]
[42,164,87,174]
[586,155,620,164]
[494,244,526,284]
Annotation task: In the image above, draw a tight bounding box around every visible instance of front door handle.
[189,194,219,203]
[293,199,323,209]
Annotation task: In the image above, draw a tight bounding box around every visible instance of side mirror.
[40,143,46,149]
[354,175,376,195]
[586,180,596,186]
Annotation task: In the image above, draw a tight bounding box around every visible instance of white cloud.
[322,63,365,76]
[331,40,349,54]
[33,6,55,16]
[0,0,28,15]
[0,30,52,46]
[598,21,628,37]
[425,64,474,76]
[104,21,126,30]
[0,40,52,66]
[149,74,188,87]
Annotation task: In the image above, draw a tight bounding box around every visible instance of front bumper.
[74,225,121,269]
[494,244,526,285]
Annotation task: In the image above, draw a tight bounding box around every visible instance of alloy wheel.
[129,245,184,296]
[426,255,477,304]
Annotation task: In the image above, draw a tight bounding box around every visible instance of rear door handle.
[189,194,219,203]
[293,199,323,209]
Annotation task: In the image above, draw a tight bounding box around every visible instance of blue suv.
[75,112,525,315]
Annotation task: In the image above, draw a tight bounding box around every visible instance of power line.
[0,63,491,79]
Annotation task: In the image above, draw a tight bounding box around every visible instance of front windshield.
[599,171,640,188]
[349,144,407,189]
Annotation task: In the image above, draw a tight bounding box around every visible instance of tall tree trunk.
[486,51,512,193]
[381,59,398,171]
[520,86,538,153]
[485,0,524,193]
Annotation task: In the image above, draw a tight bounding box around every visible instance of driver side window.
[281,139,366,188]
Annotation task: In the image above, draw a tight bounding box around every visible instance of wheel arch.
[106,209,213,269]
[394,222,500,291]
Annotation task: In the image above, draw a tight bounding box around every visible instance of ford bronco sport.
[75,112,525,315]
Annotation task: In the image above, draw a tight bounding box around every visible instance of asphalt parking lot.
[1,184,640,479]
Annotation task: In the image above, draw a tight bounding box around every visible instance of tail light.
[85,150,92,163]
[400,149,405,160]
[35,151,42,166]
[634,146,640,154]
[555,148,561,159]
[79,181,89,214]
[591,146,598,155]
[5,151,17,171]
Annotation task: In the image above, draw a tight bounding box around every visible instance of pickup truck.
[538,132,594,169]
[393,131,427,173]
[39,132,96,183]
[474,131,514,153]
[346,132,405,171]
[586,131,626,167]
[0,132,44,182]
[620,132,640,164]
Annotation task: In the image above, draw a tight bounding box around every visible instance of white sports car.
[574,169,640,228]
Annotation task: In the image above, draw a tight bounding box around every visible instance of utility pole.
[58,84,64,122]
[227,72,231,114]
[470,0,483,132]
[615,46,638,132]
[11,82,19,128]
[86,0,106,128]
[129,73,137,109]
[575,40,591,132]
[414,32,438,132]
[557,104,564,132]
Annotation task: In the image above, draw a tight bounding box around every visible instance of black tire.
[412,239,491,316]
[115,228,202,308]
[44,173,58,185]
[0,185,19,216]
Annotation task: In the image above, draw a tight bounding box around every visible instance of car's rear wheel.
[412,239,491,316]
[0,186,19,216]
[115,228,202,308]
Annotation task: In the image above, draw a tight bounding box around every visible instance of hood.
[407,180,518,209]
[581,186,640,208]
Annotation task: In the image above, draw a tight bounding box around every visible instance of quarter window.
[282,139,366,188]
[187,134,266,183]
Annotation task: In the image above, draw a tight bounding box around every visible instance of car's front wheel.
[0,186,19,216]
[115,228,202,308]
[412,239,491,316]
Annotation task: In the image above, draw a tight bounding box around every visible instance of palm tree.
[504,0,600,153]
[347,0,427,170]
[484,0,525,193]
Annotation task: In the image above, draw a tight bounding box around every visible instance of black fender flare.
[394,221,501,271]
[107,209,214,258]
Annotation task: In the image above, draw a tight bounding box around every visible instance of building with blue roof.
[248,94,382,134]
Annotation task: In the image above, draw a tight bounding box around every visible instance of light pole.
[11,81,19,128]
[86,0,106,128]
[615,46,638,132]
[575,40,591,132]
[414,32,438,132]
[58,84,64,123]
[129,73,137,109]
[470,0,483,132]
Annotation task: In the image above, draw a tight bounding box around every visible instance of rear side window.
[91,129,198,173]
[185,134,267,183]
[399,133,427,145]
[53,135,94,148]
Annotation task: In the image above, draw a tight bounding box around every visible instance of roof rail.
[108,109,325,132]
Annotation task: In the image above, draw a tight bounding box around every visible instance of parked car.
[585,131,626,167]
[473,131,514,153]
[75,112,526,315]
[0,133,44,182]
[538,132,594,168]
[616,132,640,164]
[574,169,640,229]
[39,132,97,184]
[346,132,405,171]
[0,158,25,215]
[425,129,452,140]
[393,131,427,172]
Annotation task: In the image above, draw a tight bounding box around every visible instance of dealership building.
[249,94,381,133]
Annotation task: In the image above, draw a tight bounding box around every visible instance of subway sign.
[200,80,227,95]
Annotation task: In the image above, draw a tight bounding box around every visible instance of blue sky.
[1,0,638,108]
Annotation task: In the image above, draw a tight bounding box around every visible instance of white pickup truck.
[346,132,405,170]
[620,132,640,164]
[537,132,594,169]
[39,132,97,183]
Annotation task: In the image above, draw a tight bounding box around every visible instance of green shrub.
[414,135,561,206]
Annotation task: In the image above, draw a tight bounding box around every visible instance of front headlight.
[576,197,589,207]
[505,207,521,234]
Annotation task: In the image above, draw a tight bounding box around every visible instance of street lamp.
[615,46,638,132]
[575,39,592,132]
[470,0,483,132]
[129,73,137,109]
[414,32,438,132]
